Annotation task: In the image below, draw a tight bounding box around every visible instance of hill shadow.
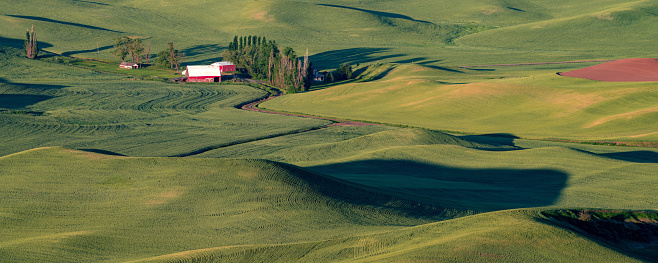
[0,78,68,91]
[460,133,523,150]
[392,58,464,73]
[0,94,53,109]
[317,4,433,24]
[311,159,567,211]
[310,48,404,69]
[573,150,658,164]
[71,0,111,6]
[599,151,658,163]
[5,15,123,33]
[78,149,126,156]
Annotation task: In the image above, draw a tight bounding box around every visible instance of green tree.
[111,37,130,62]
[155,42,185,70]
[336,63,353,80]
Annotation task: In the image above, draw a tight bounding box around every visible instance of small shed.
[185,65,222,82]
[120,62,139,69]
[211,61,236,73]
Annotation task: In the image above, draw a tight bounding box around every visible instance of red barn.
[184,66,222,82]
[211,61,236,73]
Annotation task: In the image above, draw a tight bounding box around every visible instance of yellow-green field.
[261,63,658,141]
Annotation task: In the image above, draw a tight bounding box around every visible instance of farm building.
[211,61,236,73]
[184,65,222,82]
[120,62,139,69]
[312,67,324,82]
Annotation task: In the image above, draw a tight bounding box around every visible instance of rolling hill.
[1,0,657,262]
[261,63,658,141]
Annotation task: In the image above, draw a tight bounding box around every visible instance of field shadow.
[582,150,658,164]
[393,58,464,73]
[310,48,404,69]
[0,94,53,109]
[311,159,567,211]
[460,133,523,150]
[78,149,126,156]
[5,15,123,33]
[317,4,433,24]
[0,77,68,90]
[71,0,111,6]
[599,151,658,163]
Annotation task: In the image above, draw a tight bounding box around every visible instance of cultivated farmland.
[0,0,657,262]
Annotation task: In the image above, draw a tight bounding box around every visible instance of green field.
[261,63,658,141]
[1,0,657,262]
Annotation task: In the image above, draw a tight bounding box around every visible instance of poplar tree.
[25,25,38,59]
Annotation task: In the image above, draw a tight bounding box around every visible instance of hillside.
[260,63,658,141]
[2,0,658,66]
[136,209,649,263]
[1,0,658,262]
[0,147,448,262]
[2,147,655,262]
[0,46,329,157]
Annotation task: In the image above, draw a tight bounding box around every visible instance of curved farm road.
[241,93,377,127]
[173,84,375,157]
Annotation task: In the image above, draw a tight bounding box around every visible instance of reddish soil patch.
[559,58,658,82]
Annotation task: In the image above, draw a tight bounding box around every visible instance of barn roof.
[211,61,234,66]
[120,62,138,66]
[185,65,222,77]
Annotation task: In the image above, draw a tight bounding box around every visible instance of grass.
[1,0,658,262]
[198,125,658,212]
[2,0,658,67]
[134,209,646,262]
[0,147,454,262]
[0,47,329,157]
[261,63,658,141]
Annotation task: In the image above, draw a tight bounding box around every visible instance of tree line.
[112,37,185,70]
[222,35,313,93]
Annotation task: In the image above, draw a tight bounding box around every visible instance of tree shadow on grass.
[0,36,53,50]
[310,159,567,212]
[5,15,123,33]
[310,48,404,69]
[181,44,226,65]
[62,44,113,57]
